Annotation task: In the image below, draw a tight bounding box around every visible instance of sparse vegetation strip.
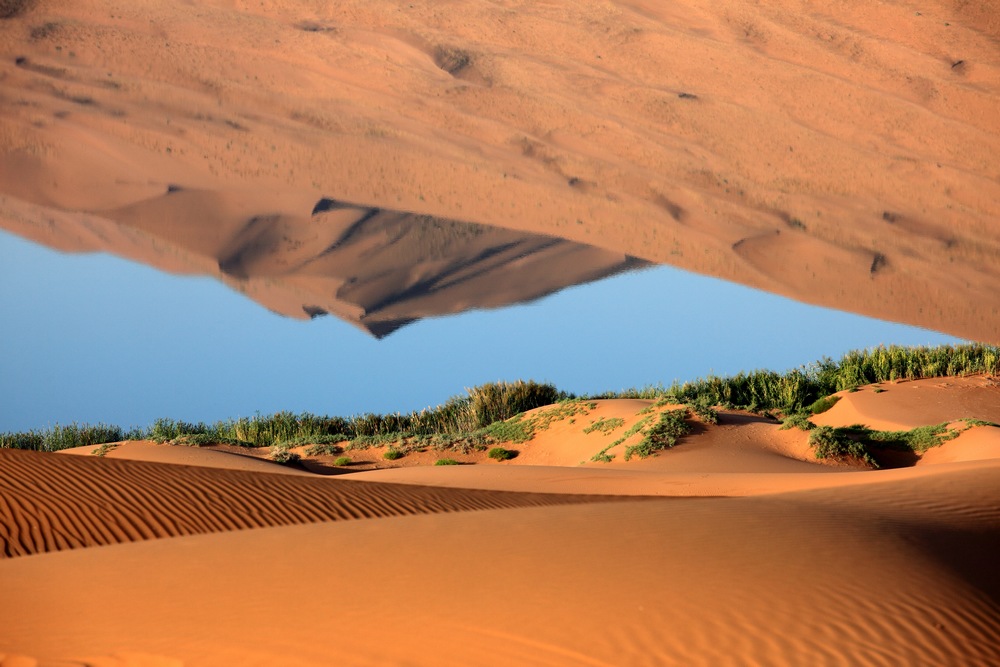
[2,346,997,459]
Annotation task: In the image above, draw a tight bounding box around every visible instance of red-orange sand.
[2,381,999,665]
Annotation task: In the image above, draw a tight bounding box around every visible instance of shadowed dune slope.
[0,462,997,666]
[0,448,635,558]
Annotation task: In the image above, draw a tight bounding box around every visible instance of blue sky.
[0,230,960,432]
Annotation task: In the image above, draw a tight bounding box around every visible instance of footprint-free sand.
[2,378,999,665]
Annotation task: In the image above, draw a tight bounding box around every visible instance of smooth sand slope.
[2,0,999,340]
[2,381,999,665]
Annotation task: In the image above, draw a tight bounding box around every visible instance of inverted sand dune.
[2,0,999,339]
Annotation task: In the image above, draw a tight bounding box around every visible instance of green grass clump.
[624,410,691,461]
[808,395,841,415]
[383,448,403,460]
[10,423,136,452]
[332,456,352,466]
[467,380,567,428]
[435,458,460,466]
[583,417,625,435]
[488,447,516,461]
[0,431,44,450]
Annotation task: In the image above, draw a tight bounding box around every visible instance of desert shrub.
[91,442,119,457]
[333,456,352,466]
[304,442,344,456]
[686,399,719,424]
[349,433,406,449]
[780,412,815,431]
[583,417,625,435]
[808,426,877,467]
[383,448,403,460]
[487,447,516,461]
[268,443,300,465]
[435,458,459,466]
[624,410,691,460]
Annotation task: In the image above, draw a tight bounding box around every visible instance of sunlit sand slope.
[0,448,628,558]
[1,461,997,665]
[2,0,999,340]
[814,375,1000,430]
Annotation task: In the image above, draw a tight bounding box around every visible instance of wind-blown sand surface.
[2,0,999,339]
[2,382,999,665]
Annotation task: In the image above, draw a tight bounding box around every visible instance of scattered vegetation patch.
[583,417,625,435]
[383,448,403,461]
[435,458,460,466]
[91,442,119,458]
[624,410,692,461]
[332,456,352,467]
[3,346,997,466]
[590,415,655,463]
[304,442,344,456]
[483,416,533,444]
[807,419,991,468]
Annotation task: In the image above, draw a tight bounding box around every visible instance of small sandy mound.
[813,375,1000,430]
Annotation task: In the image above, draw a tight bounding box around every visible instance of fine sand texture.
[2,383,999,665]
[2,1,999,341]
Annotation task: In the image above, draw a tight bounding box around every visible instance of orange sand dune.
[3,382,1000,664]
[0,448,626,558]
[1,457,997,666]
[58,439,313,475]
[2,0,999,340]
[814,375,1000,430]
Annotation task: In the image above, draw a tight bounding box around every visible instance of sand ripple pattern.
[0,449,626,558]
